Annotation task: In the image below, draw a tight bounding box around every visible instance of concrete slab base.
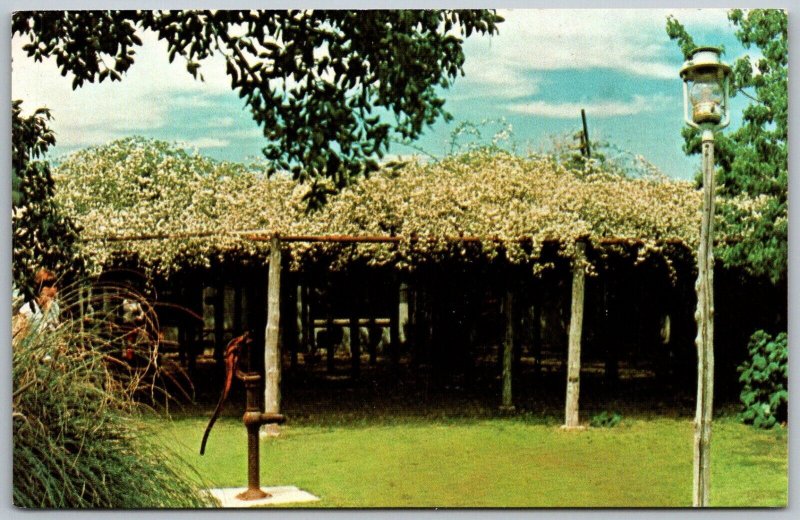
[206,486,320,508]
[559,424,588,432]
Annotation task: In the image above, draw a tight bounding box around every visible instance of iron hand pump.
[200,332,286,501]
[679,46,731,508]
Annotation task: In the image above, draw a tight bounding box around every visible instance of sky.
[11,8,752,180]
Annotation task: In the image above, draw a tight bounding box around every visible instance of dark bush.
[737,330,788,429]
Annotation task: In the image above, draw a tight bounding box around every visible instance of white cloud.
[464,8,731,84]
[12,29,233,148]
[507,94,671,119]
[453,56,540,100]
[11,10,734,151]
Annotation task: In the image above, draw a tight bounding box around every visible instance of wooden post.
[389,277,401,372]
[285,277,298,371]
[531,279,542,380]
[302,283,313,362]
[233,280,243,336]
[500,288,515,411]
[564,240,587,429]
[603,276,619,386]
[368,316,379,366]
[294,283,303,369]
[693,130,716,507]
[214,276,226,367]
[326,318,336,373]
[399,281,409,344]
[262,235,282,437]
[350,277,361,379]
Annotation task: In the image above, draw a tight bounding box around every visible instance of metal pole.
[693,129,716,507]
[581,109,591,158]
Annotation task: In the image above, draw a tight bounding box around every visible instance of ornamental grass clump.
[12,284,214,508]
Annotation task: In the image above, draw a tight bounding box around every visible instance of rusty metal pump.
[200,332,286,500]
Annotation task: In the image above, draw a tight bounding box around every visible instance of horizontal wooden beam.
[313,318,390,327]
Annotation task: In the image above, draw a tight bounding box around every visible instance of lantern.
[680,47,731,129]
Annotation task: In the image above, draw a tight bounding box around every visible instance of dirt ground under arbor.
[158,347,738,424]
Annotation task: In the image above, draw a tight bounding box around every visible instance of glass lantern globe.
[680,47,731,129]
[688,70,725,124]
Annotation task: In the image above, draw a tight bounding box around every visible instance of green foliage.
[12,100,86,300]
[13,10,502,206]
[737,330,787,429]
[667,9,787,283]
[12,285,214,508]
[589,411,622,428]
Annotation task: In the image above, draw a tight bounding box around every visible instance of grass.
[12,284,215,508]
[148,413,787,508]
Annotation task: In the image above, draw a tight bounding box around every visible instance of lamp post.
[680,46,731,508]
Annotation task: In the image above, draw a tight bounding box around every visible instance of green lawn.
[148,414,787,508]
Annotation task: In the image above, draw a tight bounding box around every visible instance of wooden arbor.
[87,229,689,429]
[242,232,656,430]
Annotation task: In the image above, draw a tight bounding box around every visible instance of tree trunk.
[262,236,282,437]
[564,241,586,429]
[693,131,716,507]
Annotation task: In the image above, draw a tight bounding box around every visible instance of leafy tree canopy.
[667,9,787,283]
[13,9,503,207]
[12,101,85,300]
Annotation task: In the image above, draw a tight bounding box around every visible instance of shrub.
[589,411,622,428]
[737,330,788,429]
[12,284,214,508]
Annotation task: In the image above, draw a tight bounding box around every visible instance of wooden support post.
[214,276,226,366]
[350,278,361,379]
[326,317,336,373]
[564,240,587,429]
[368,316,379,366]
[389,277,401,372]
[302,283,313,362]
[603,277,619,386]
[501,288,515,412]
[293,283,302,369]
[285,277,298,371]
[262,235,282,437]
[531,284,542,380]
[399,282,409,344]
[233,282,243,336]
[693,130,716,507]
